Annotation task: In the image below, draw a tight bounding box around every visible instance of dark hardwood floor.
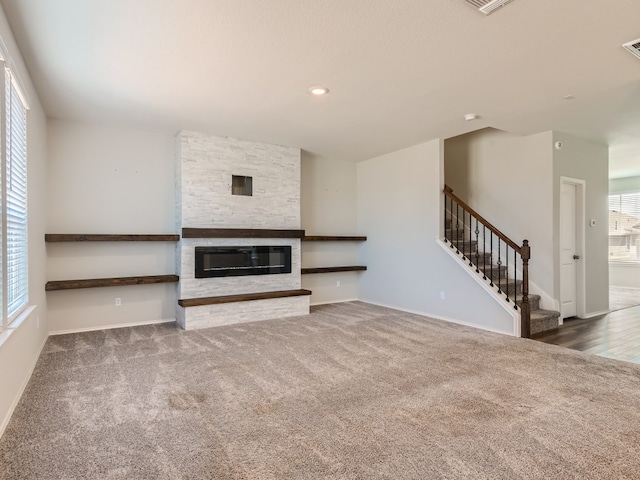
[532,305,640,365]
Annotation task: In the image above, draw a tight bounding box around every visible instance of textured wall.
[177,131,300,229]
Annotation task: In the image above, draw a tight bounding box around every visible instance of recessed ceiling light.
[563,95,576,100]
[464,113,479,121]
[309,86,329,95]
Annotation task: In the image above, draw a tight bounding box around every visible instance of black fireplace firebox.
[195,246,292,278]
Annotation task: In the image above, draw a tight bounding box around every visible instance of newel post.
[520,240,531,338]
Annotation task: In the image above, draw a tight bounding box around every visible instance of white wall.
[46,121,177,333]
[301,152,360,304]
[357,140,516,335]
[553,132,609,315]
[0,5,49,436]
[444,128,555,307]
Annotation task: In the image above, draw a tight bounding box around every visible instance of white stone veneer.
[176,296,309,330]
[175,131,307,329]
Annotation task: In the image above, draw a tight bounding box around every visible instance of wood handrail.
[444,185,522,253]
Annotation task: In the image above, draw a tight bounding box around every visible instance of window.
[608,192,640,263]
[0,62,28,332]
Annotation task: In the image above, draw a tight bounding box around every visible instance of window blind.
[5,70,27,319]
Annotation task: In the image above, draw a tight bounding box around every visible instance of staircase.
[443,187,560,336]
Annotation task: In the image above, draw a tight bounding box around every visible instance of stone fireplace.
[175,131,309,329]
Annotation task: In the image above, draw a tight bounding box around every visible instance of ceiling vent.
[465,0,514,15]
[622,38,640,60]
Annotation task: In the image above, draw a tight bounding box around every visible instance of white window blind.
[5,69,27,319]
[608,192,640,262]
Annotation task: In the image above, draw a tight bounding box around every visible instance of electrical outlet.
[336,280,341,287]
[115,297,122,306]
[439,291,445,300]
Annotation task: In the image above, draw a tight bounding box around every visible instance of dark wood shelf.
[45,234,180,242]
[302,236,367,242]
[301,266,367,275]
[182,228,305,239]
[179,288,312,307]
[46,275,179,291]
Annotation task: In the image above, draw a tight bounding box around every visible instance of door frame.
[559,176,586,322]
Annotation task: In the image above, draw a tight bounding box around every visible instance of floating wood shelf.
[45,234,180,242]
[178,288,312,308]
[302,236,367,242]
[182,228,305,239]
[301,266,367,274]
[46,275,179,291]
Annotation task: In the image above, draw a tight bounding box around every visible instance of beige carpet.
[1,301,640,479]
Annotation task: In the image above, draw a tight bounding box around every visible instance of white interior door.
[560,182,577,319]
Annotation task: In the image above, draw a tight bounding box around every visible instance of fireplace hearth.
[195,245,292,278]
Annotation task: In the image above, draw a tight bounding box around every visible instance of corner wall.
[357,139,516,335]
[301,152,359,304]
[0,5,49,436]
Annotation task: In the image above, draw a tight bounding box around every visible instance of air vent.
[622,38,640,60]
[465,0,514,15]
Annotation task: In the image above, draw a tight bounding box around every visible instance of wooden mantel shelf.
[45,234,180,242]
[302,236,367,242]
[301,266,367,274]
[182,228,305,239]
[46,275,179,291]
[178,288,312,307]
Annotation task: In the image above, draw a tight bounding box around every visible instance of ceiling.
[1,0,640,176]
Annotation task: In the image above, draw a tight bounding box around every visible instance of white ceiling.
[2,0,640,176]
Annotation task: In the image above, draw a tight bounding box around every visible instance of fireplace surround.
[175,131,307,330]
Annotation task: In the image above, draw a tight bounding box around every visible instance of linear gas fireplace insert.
[195,246,292,278]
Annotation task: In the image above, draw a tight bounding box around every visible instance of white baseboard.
[358,298,516,337]
[0,333,48,439]
[49,318,176,336]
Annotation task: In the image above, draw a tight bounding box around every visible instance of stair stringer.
[437,237,520,337]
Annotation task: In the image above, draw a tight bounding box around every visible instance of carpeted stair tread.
[530,309,561,334]
[515,293,541,311]
[531,309,560,320]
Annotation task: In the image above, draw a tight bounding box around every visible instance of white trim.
[310,298,359,306]
[0,331,47,439]
[0,305,35,348]
[49,318,176,336]
[437,237,520,336]
[559,177,587,322]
